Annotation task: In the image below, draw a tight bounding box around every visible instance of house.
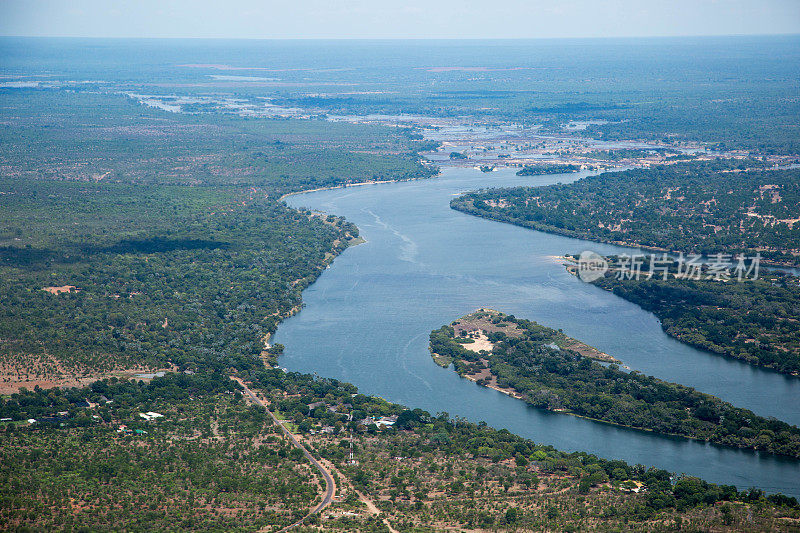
[620,480,645,493]
[328,403,352,414]
[358,415,398,428]
[139,411,164,421]
[307,401,326,412]
[375,415,398,427]
[40,412,70,423]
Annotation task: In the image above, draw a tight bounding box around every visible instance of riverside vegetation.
[451,160,800,376]
[0,89,435,389]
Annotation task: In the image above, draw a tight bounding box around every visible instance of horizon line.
[1,32,798,42]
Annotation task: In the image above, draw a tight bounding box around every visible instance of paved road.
[231,377,336,532]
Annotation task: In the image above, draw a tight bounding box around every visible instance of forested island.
[452,160,800,266]
[584,148,679,161]
[516,163,582,175]
[430,310,800,458]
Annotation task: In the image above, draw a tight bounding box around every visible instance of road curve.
[231,377,336,532]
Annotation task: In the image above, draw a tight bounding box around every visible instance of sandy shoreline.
[278,175,436,203]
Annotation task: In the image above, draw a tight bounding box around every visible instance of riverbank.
[234,365,800,530]
[278,174,438,203]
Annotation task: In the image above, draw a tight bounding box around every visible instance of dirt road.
[231,377,336,532]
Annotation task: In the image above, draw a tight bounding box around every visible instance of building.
[307,401,326,413]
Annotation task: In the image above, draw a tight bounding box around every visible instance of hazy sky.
[1,0,798,39]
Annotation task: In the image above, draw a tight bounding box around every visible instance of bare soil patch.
[0,358,177,394]
[41,285,78,295]
[451,308,524,338]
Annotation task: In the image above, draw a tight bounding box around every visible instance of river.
[274,164,800,497]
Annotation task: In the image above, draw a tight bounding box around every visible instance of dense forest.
[0,90,436,389]
[0,178,358,378]
[430,310,800,458]
[452,160,800,266]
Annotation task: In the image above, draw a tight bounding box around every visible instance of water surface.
[275,165,800,497]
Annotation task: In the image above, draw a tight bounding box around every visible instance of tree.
[505,507,521,526]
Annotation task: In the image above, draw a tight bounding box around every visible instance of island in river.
[430,309,800,459]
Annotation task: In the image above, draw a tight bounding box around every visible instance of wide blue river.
[274,165,800,497]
